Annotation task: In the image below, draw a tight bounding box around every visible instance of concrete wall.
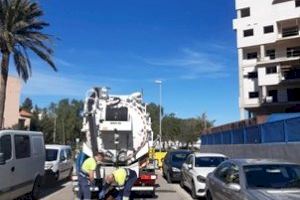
[200,143,300,164]
[3,76,21,128]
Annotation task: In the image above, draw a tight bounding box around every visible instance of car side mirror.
[227,183,241,192]
[0,153,6,165]
[188,164,193,169]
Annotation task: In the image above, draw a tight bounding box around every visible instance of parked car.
[181,153,227,199]
[162,150,192,183]
[206,159,300,200]
[44,145,73,181]
[0,130,45,200]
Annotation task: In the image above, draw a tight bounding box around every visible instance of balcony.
[257,48,300,66]
[282,26,299,38]
[281,66,300,83]
[277,18,300,41]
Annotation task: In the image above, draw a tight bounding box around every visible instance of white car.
[181,153,227,199]
[0,130,45,200]
[45,145,73,181]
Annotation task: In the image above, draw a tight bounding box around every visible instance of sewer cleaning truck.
[73,87,157,198]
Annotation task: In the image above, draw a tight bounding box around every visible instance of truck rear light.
[140,174,157,180]
[72,175,78,181]
[150,175,157,180]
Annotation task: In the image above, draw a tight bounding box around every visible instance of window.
[215,162,232,182]
[283,67,300,80]
[15,135,30,159]
[247,52,258,59]
[248,71,258,79]
[195,157,227,168]
[240,8,250,18]
[282,26,299,38]
[0,135,12,161]
[172,152,190,162]
[287,46,300,57]
[266,49,276,60]
[46,149,58,161]
[266,66,277,74]
[215,162,239,184]
[296,0,300,7]
[226,164,240,184]
[66,149,72,159]
[268,90,278,102]
[249,92,259,99]
[244,164,300,189]
[18,119,26,129]
[59,150,66,161]
[287,88,300,101]
[185,155,193,165]
[244,29,254,37]
[264,25,274,34]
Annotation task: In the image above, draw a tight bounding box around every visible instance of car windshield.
[46,149,58,161]
[172,153,190,163]
[244,164,300,189]
[195,157,226,167]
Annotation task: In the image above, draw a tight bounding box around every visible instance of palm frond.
[0,0,56,81]
[27,44,57,71]
[13,46,30,81]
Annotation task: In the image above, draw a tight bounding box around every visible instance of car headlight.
[45,164,53,170]
[171,167,181,172]
[197,175,206,183]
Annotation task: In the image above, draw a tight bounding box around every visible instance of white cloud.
[21,71,89,96]
[141,48,229,80]
[21,69,135,97]
[55,58,73,67]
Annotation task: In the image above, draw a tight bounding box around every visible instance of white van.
[0,130,45,200]
[44,145,73,181]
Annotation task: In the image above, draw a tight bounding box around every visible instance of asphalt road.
[38,171,195,200]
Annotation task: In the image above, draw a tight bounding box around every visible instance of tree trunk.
[0,52,10,129]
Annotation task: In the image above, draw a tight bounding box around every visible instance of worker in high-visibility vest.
[78,152,104,200]
[99,168,137,200]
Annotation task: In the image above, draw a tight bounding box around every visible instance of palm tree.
[0,0,56,128]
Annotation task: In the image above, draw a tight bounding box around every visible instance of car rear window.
[195,157,226,167]
[244,164,300,189]
[172,153,189,162]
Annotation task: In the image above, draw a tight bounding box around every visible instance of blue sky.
[16,0,239,125]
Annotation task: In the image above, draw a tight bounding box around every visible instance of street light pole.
[53,114,57,144]
[155,80,162,151]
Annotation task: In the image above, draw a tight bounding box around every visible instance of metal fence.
[201,117,300,145]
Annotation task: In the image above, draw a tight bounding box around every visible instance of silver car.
[206,159,300,200]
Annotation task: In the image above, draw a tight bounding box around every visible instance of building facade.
[233,0,300,119]
[1,76,31,129]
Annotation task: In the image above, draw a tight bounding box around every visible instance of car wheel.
[55,171,60,181]
[31,176,41,200]
[180,177,185,188]
[166,172,172,183]
[206,190,213,200]
[68,167,73,179]
[191,182,198,199]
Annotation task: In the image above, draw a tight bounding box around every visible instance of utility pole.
[155,80,162,151]
[62,119,65,145]
[202,113,207,130]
